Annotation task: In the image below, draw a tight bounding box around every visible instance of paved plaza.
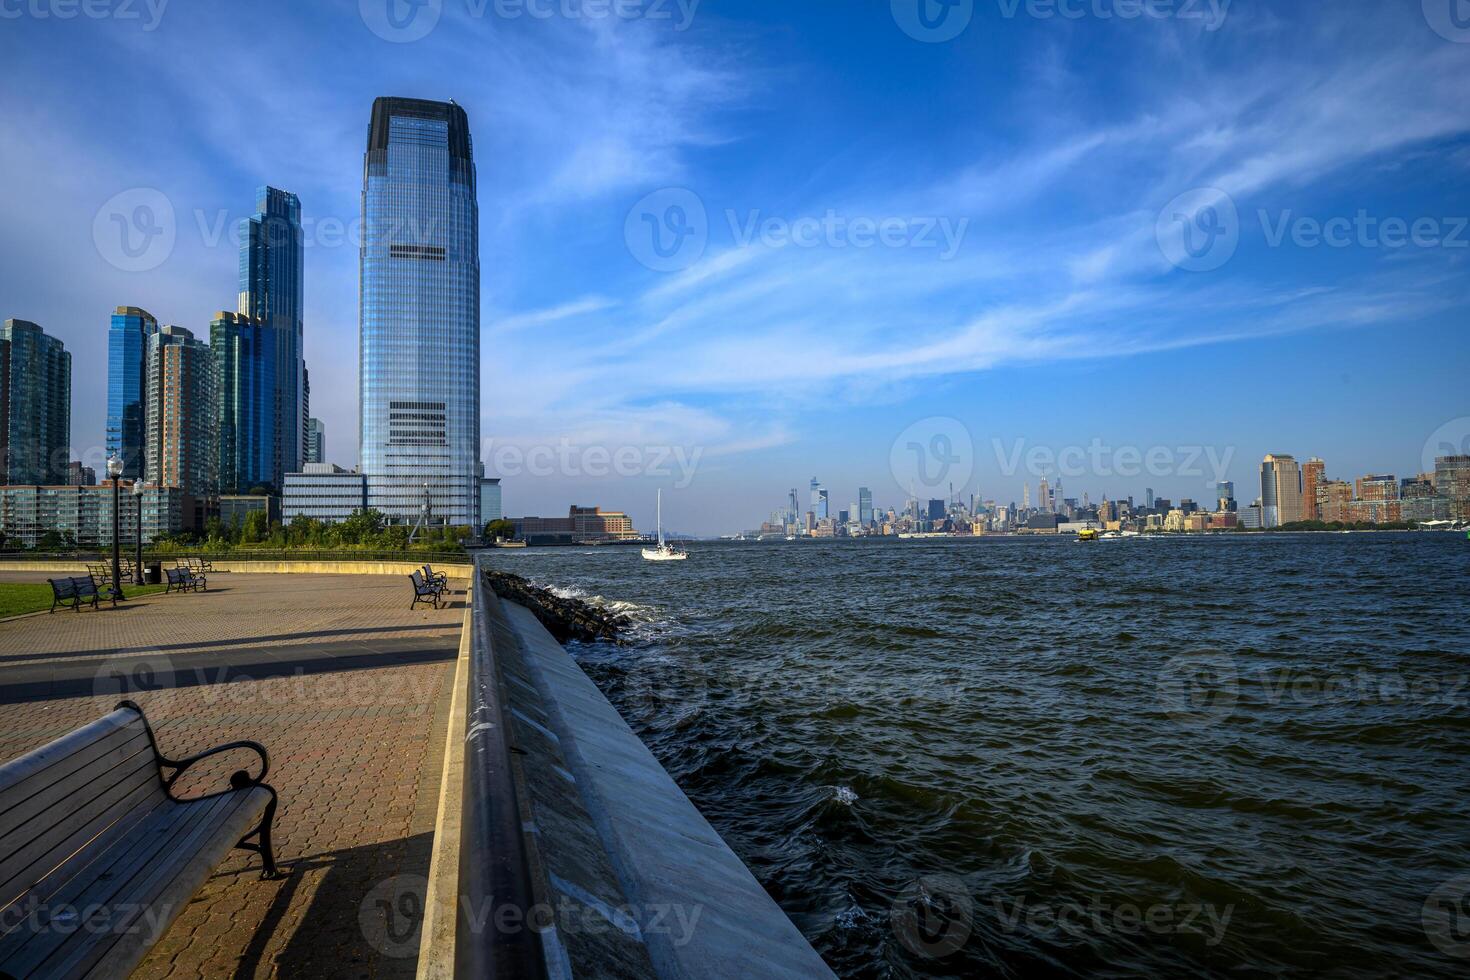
[0,571,467,978]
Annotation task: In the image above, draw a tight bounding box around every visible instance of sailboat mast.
[657,489,664,547]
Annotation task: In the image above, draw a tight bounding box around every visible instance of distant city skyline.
[1,1,1467,535]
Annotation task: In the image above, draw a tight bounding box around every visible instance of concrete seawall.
[0,559,473,577]
[422,566,835,978]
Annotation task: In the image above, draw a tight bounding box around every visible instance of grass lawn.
[0,583,170,619]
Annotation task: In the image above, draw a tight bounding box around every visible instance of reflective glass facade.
[239,186,305,488]
[1,319,71,485]
[106,306,157,479]
[360,98,480,526]
[212,312,277,494]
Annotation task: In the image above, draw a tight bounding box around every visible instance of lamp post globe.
[132,482,146,585]
[105,456,125,602]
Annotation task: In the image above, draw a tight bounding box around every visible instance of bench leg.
[237,791,281,880]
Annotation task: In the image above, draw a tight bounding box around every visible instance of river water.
[487,533,1470,977]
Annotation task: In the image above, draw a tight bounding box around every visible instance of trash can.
[144,562,162,585]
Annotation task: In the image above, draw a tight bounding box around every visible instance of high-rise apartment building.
[1434,455,1470,520]
[858,486,873,525]
[212,311,277,494]
[1301,457,1325,521]
[304,417,325,465]
[239,186,306,488]
[145,325,216,517]
[1,319,71,486]
[360,97,480,527]
[106,307,157,479]
[1260,453,1304,528]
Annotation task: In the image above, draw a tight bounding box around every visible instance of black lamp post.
[106,456,125,602]
[133,481,145,585]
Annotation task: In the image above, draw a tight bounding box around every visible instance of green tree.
[241,509,270,544]
[485,519,516,541]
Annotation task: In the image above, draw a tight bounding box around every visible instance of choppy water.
[489,533,1470,978]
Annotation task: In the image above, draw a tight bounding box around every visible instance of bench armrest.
[160,740,271,797]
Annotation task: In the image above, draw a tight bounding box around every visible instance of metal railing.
[455,557,547,978]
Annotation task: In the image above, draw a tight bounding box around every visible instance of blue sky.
[2,0,1468,533]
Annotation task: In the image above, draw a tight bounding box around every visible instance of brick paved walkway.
[0,573,465,978]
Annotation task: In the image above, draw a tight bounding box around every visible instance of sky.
[1,0,1468,535]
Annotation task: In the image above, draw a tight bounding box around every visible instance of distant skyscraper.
[1022,483,1030,509]
[810,477,829,520]
[858,486,873,525]
[1,319,70,485]
[360,97,480,526]
[1145,487,1154,509]
[145,325,215,506]
[1216,481,1236,512]
[479,476,502,524]
[1301,457,1325,521]
[304,417,326,465]
[1038,475,1051,513]
[927,498,945,522]
[106,306,158,479]
[212,311,277,494]
[239,186,305,488]
[1260,454,1304,528]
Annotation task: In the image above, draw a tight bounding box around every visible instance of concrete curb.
[417,593,473,980]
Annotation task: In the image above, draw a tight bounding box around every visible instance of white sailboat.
[642,489,688,561]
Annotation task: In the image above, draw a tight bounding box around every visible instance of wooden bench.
[0,701,278,979]
[409,570,442,610]
[47,576,107,614]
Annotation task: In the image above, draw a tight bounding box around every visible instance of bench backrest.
[69,576,97,597]
[48,578,77,600]
[0,705,165,914]
[410,571,430,593]
[165,567,183,583]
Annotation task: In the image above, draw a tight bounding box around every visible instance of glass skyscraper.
[239,186,305,489]
[360,97,480,526]
[106,306,158,479]
[1,319,71,485]
[212,311,277,494]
